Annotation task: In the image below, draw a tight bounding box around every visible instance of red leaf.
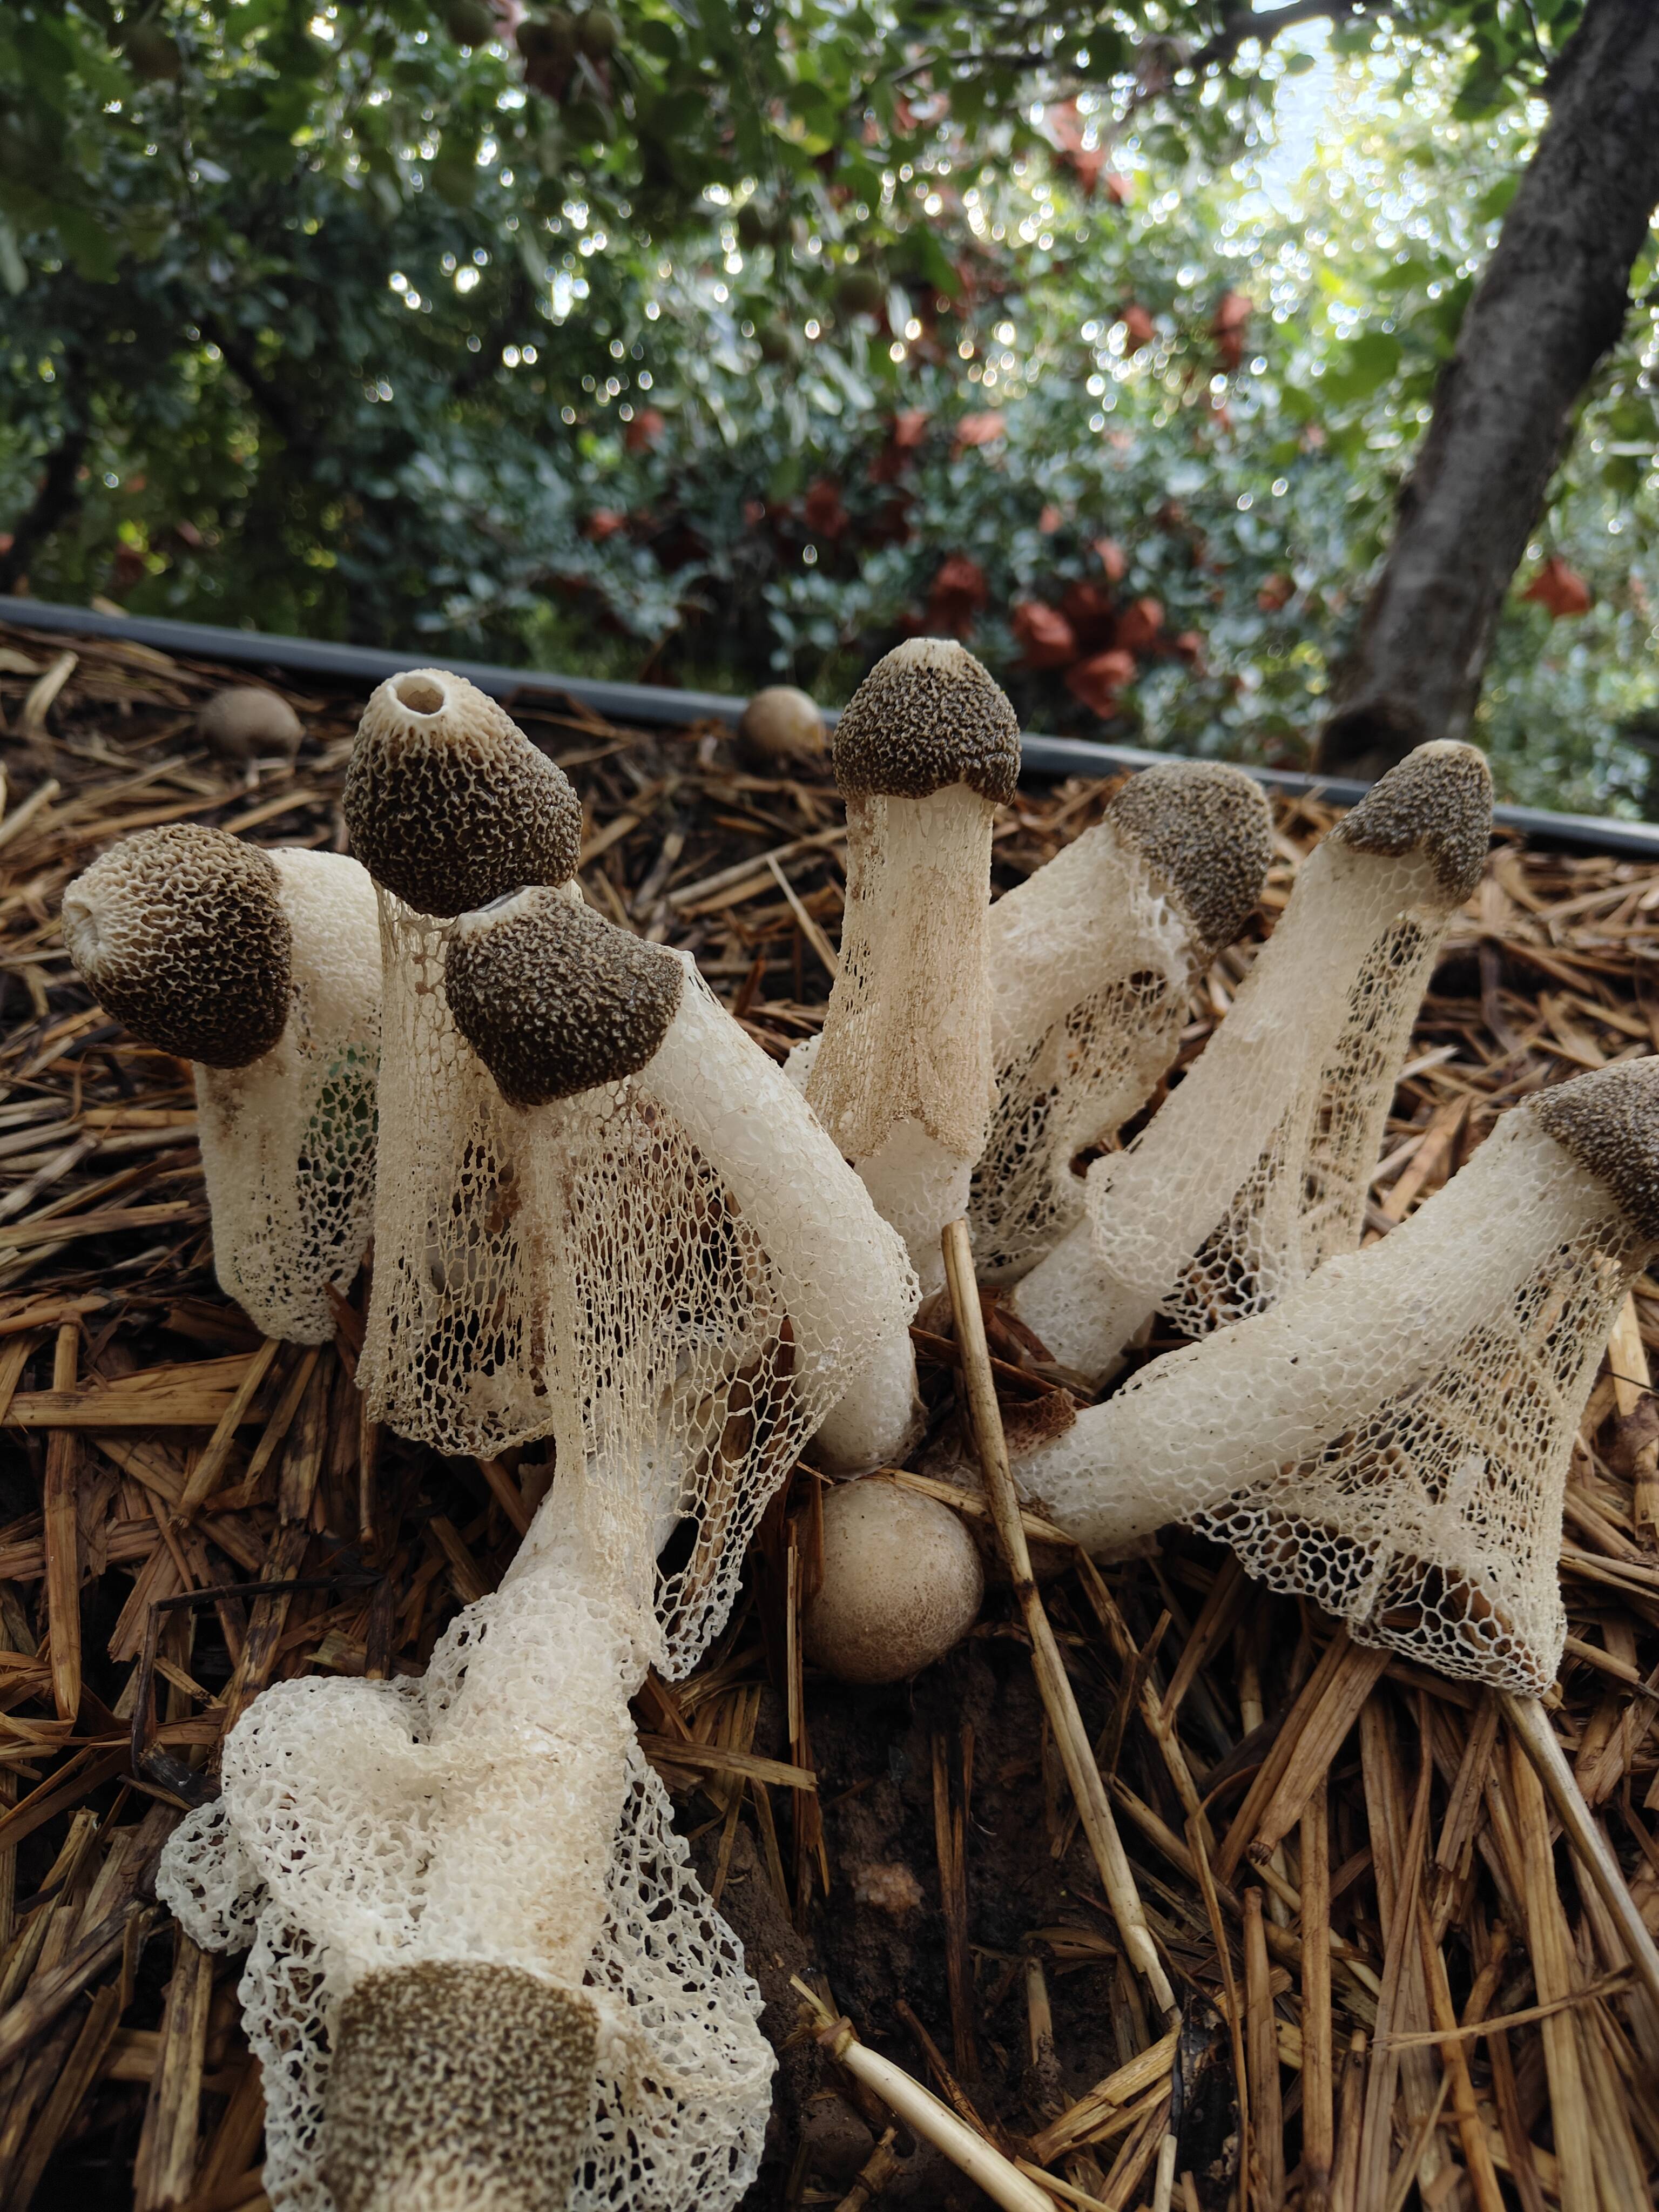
[1012,601,1078,670]
[1521,555,1591,618]
[743,497,767,528]
[1211,290,1252,335]
[1111,596,1163,655]
[1172,630,1205,669]
[583,508,628,542]
[1065,649,1137,716]
[892,409,930,449]
[624,407,666,453]
[953,411,1007,453]
[1094,536,1128,584]
[1038,504,1064,535]
[1256,573,1294,613]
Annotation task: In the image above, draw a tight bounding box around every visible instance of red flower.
[1120,303,1156,352]
[926,555,990,637]
[1012,601,1078,669]
[1521,555,1591,618]
[803,477,849,538]
[1210,291,1252,372]
[1065,649,1137,716]
[1112,597,1164,655]
[1060,579,1117,651]
[624,408,666,452]
[953,411,1007,454]
[1094,536,1128,583]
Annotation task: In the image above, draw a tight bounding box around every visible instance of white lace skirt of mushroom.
[156,1511,773,2212]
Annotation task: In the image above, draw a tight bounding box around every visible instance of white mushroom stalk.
[342,668,584,1455]
[804,638,1022,1293]
[1009,741,1492,1382]
[160,889,921,2212]
[62,826,380,1344]
[970,761,1273,1284]
[1017,1060,1659,1694]
[442,886,923,1605]
[159,1496,773,2212]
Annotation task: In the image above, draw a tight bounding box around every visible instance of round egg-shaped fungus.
[62,823,291,1068]
[444,887,684,1105]
[738,685,826,767]
[832,637,1021,805]
[197,686,304,764]
[343,668,582,916]
[804,1481,984,1684]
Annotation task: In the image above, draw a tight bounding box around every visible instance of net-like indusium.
[159,1523,773,2212]
[1016,1062,1659,1692]
[1010,741,1492,1381]
[804,639,1020,1290]
[969,762,1272,1284]
[440,894,921,1643]
[343,669,586,1454]
[63,835,381,1345]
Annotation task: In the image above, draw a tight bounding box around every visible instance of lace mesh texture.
[1019,1107,1651,1692]
[160,1502,773,2212]
[198,852,381,1345]
[969,820,1194,1284]
[806,786,998,1169]
[1011,824,1472,1381]
[359,889,569,1456]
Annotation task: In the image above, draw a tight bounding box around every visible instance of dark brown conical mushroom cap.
[1109,760,1274,957]
[1531,1057,1659,1247]
[832,638,1021,805]
[343,669,583,918]
[1328,739,1493,904]
[61,824,291,1068]
[321,1960,597,2212]
[445,887,684,1106]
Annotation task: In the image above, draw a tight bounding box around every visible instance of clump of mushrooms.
[160,887,919,2212]
[801,637,1022,1292]
[1010,740,1493,1381]
[1016,1059,1659,1693]
[62,824,380,1344]
[341,667,584,1455]
[970,759,1273,1283]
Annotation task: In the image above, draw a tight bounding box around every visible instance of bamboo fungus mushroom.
[62,825,380,1344]
[1009,741,1492,1381]
[1017,1060,1659,1694]
[969,760,1273,1283]
[802,638,1021,1293]
[342,667,583,1455]
[160,890,919,2211]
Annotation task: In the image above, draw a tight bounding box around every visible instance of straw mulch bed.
[0,610,1657,2212]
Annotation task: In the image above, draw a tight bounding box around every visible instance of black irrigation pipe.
[8,596,1659,862]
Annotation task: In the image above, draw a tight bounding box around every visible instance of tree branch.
[1188,0,1379,75]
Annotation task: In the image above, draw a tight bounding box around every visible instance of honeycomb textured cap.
[1330,739,1493,902]
[61,824,291,1068]
[321,1960,597,2212]
[1532,1058,1659,1246]
[344,668,582,916]
[1110,760,1273,954]
[832,639,1021,803]
[445,886,684,1104]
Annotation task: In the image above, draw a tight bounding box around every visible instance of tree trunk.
[1316,0,1659,780]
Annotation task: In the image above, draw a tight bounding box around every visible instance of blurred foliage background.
[2,0,1655,811]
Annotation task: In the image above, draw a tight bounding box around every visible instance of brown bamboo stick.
[42,1322,79,1721]
[941,1219,1175,2024]
[1300,1780,1333,2212]
[1508,1725,1597,2212]
[1243,1887,1284,2211]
